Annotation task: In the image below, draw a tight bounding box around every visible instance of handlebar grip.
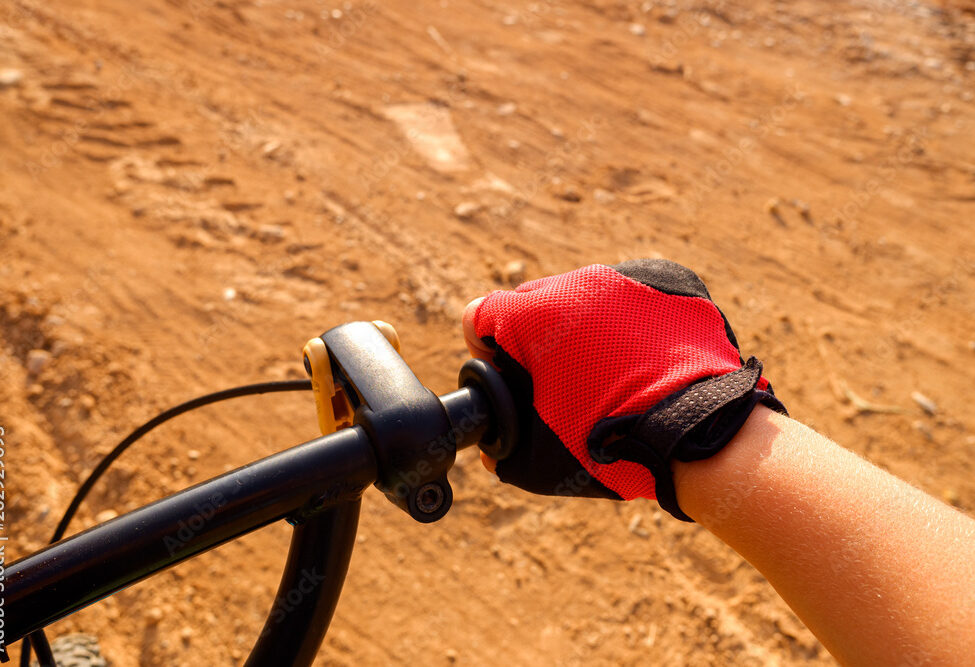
[458,359,519,461]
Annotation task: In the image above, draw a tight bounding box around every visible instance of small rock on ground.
[0,68,23,88]
[454,201,480,219]
[502,260,526,285]
[26,349,52,375]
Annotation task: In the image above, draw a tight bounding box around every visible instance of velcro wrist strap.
[598,358,779,521]
[633,357,764,460]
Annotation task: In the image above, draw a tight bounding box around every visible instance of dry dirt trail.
[2,0,974,665]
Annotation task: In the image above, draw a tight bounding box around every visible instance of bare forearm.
[673,406,975,665]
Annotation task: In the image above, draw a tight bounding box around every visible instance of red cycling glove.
[472,259,785,521]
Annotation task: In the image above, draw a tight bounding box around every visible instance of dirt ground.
[2,0,974,664]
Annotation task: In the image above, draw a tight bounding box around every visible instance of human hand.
[462,259,784,520]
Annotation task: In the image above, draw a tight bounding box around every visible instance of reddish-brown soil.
[2,0,974,664]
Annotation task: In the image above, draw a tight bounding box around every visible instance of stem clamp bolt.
[415,483,444,514]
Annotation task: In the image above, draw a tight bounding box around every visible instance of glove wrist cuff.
[590,358,786,521]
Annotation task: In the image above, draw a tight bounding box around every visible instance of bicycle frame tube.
[246,501,361,666]
[5,426,377,644]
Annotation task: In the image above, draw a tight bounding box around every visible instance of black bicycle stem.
[5,321,518,666]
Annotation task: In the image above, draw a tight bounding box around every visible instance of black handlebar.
[6,424,376,644]
[6,319,515,667]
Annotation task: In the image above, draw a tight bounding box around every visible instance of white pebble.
[911,391,937,415]
[502,260,526,285]
[256,224,285,243]
[453,201,480,219]
[628,514,648,537]
[497,102,517,116]
[0,68,23,88]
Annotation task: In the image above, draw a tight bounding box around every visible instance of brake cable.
[20,380,312,667]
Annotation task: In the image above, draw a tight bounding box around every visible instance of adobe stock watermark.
[648,0,729,63]
[871,256,972,363]
[552,461,603,497]
[388,402,491,501]
[519,274,618,368]
[827,125,928,238]
[163,492,227,556]
[686,82,806,210]
[196,246,314,352]
[259,567,327,637]
[312,2,380,60]
[484,114,606,227]
[495,0,560,29]
[360,128,421,194]
[0,0,41,30]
